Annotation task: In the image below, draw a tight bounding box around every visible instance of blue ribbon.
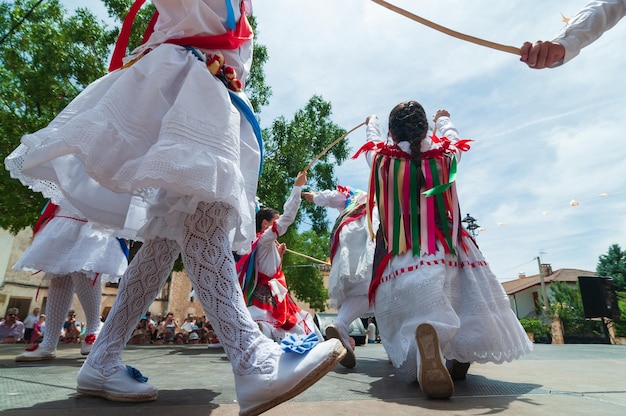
[280,333,320,354]
[225,0,236,30]
[126,365,148,383]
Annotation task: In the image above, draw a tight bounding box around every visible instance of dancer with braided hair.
[5,1,345,414]
[355,102,531,399]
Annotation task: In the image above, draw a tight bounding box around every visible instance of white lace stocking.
[86,237,180,376]
[71,272,102,336]
[181,202,280,376]
[39,274,74,351]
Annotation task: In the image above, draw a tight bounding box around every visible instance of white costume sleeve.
[364,115,382,167]
[312,190,347,210]
[255,184,301,276]
[552,0,626,65]
[435,116,463,162]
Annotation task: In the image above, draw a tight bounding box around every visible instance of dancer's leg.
[180,201,280,375]
[326,295,370,368]
[85,237,180,375]
[180,202,346,416]
[16,274,73,361]
[77,237,180,402]
[72,272,102,337]
[335,295,370,330]
[72,272,103,355]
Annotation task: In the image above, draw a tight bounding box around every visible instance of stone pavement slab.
[1,342,625,415]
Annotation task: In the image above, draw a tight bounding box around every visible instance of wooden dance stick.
[371,0,521,56]
[303,121,366,173]
[285,248,330,265]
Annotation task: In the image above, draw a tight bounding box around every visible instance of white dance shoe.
[235,338,346,416]
[325,324,356,368]
[76,363,158,402]
[15,345,57,362]
[415,323,453,399]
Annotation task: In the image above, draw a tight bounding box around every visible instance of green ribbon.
[422,155,457,197]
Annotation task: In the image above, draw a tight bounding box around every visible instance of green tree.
[282,229,330,311]
[597,244,626,291]
[1,1,343,309]
[257,95,350,309]
[549,281,603,338]
[1,1,272,233]
[0,0,114,232]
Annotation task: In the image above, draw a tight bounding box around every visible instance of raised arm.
[520,0,626,69]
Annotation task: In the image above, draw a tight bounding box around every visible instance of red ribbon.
[109,0,148,72]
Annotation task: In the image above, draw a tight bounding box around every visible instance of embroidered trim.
[378,258,490,285]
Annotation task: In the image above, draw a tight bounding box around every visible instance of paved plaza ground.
[1,342,626,415]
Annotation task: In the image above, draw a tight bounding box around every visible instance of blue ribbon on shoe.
[126,365,148,383]
[280,333,320,354]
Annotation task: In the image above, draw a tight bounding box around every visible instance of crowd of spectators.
[128,311,221,347]
[1,307,221,348]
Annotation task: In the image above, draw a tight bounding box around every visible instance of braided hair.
[388,100,428,183]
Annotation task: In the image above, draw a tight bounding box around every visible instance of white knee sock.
[71,272,102,336]
[86,238,180,376]
[335,295,370,330]
[181,202,280,376]
[39,274,74,351]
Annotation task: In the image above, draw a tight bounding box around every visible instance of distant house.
[501,264,597,319]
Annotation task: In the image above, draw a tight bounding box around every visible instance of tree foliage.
[1,1,343,309]
[0,0,114,232]
[257,95,350,309]
[596,244,626,291]
[549,281,603,339]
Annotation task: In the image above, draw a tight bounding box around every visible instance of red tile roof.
[501,268,597,295]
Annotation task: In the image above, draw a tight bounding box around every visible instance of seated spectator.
[205,320,222,348]
[30,314,46,344]
[156,312,178,344]
[61,310,81,344]
[0,308,25,343]
[173,333,185,345]
[128,316,153,345]
[188,331,200,344]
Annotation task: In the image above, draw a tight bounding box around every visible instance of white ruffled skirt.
[13,206,128,283]
[373,237,532,382]
[5,44,260,252]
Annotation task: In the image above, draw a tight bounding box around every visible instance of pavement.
[1,341,626,416]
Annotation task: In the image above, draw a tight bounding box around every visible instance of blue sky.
[62,1,626,282]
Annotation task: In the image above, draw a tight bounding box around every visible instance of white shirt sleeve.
[552,0,626,65]
[256,184,301,275]
[364,115,382,167]
[312,190,347,210]
[435,116,463,162]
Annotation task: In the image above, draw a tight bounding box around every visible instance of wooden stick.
[303,121,366,173]
[285,248,330,265]
[371,0,521,56]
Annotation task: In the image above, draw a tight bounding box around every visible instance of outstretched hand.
[295,171,307,187]
[365,115,376,125]
[520,41,565,69]
[302,191,316,203]
[433,109,450,123]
